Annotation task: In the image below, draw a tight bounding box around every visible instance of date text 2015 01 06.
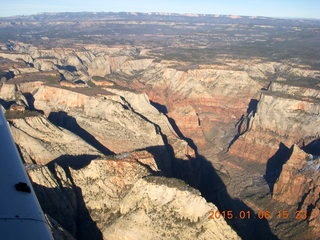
[208,209,308,220]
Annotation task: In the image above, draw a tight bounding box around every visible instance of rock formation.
[28,153,240,240]
[104,87,195,159]
[0,82,239,239]
[273,145,320,235]
[8,114,101,165]
[229,84,320,164]
[1,37,320,239]
[0,49,241,239]
[0,43,263,154]
[32,85,165,154]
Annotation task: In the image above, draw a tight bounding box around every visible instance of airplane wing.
[0,108,53,240]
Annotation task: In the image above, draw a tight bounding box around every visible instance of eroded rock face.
[0,83,17,100]
[273,145,320,234]
[105,87,195,159]
[229,88,320,163]
[1,55,237,239]
[28,150,156,239]
[29,154,240,240]
[32,85,165,155]
[108,177,240,240]
[87,55,128,77]
[1,42,320,239]
[125,67,262,153]
[1,44,263,154]
[8,114,101,164]
[0,82,30,110]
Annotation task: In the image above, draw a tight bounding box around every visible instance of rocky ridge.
[1,41,320,239]
[0,50,241,239]
[29,153,240,240]
[273,145,320,234]
[8,114,101,165]
[229,90,320,163]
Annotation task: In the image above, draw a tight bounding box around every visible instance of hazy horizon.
[1,0,319,19]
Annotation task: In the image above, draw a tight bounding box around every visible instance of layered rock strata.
[1,42,320,239]
[273,145,320,234]
[32,85,165,154]
[229,85,320,164]
[105,64,263,154]
[1,44,264,154]
[28,153,240,240]
[8,114,101,164]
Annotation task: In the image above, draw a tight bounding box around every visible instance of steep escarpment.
[104,87,196,159]
[1,68,241,239]
[30,84,194,171]
[1,43,263,154]
[28,151,157,240]
[29,154,240,240]
[8,114,101,164]
[229,84,320,164]
[7,42,320,160]
[0,85,240,239]
[273,145,320,235]
[108,65,263,154]
[225,80,320,239]
[0,50,198,167]
[1,41,320,239]
[33,85,165,154]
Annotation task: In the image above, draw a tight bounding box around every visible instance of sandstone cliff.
[110,64,263,154]
[1,43,263,154]
[273,145,320,235]
[1,42,320,239]
[8,114,101,164]
[28,153,240,240]
[0,86,240,239]
[104,87,195,159]
[229,85,320,164]
[32,85,165,155]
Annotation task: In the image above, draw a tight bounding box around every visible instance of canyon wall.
[1,42,320,239]
[229,84,320,164]
[273,145,320,236]
[29,154,240,240]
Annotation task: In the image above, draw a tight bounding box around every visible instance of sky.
[0,0,319,19]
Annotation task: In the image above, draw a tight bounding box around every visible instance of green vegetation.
[86,80,95,88]
[144,176,199,195]
[92,76,106,81]
[0,71,5,78]
[274,77,320,89]
[5,110,41,119]
[45,75,59,85]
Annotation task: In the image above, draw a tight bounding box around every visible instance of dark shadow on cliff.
[22,92,45,114]
[227,98,258,150]
[150,100,198,153]
[32,178,103,240]
[247,99,259,116]
[145,145,278,240]
[42,154,103,239]
[264,143,293,193]
[56,64,77,72]
[142,145,174,177]
[150,101,168,114]
[22,93,36,110]
[0,99,15,109]
[302,138,320,156]
[167,117,198,153]
[47,154,99,170]
[48,111,114,155]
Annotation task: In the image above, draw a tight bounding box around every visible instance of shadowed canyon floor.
[0,12,320,240]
